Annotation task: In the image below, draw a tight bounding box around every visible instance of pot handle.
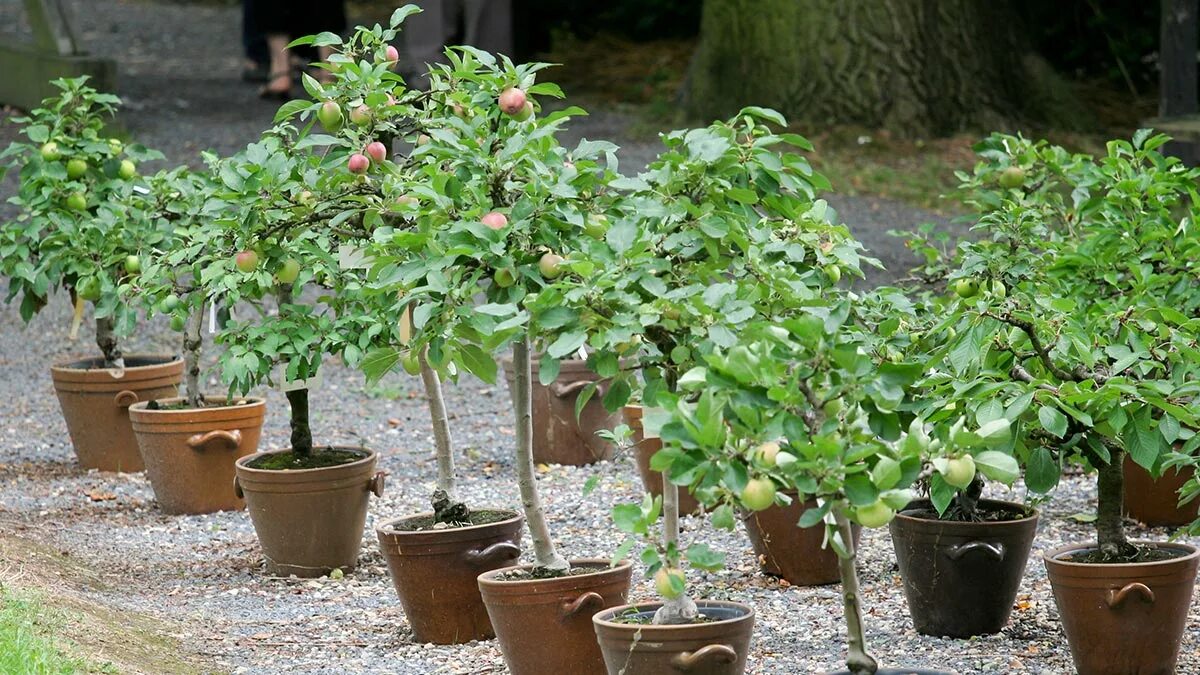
[464,542,521,567]
[114,390,139,408]
[187,429,242,452]
[369,472,386,498]
[1107,582,1156,609]
[944,541,1005,561]
[550,379,594,399]
[233,475,244,499]
[671,644,738,671]
[561,591,604,618]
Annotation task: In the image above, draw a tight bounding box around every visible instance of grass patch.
[0,588,97,674]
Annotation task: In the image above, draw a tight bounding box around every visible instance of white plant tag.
[208,301,217,334]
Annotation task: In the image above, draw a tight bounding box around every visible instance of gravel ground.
[1,2,1196,674]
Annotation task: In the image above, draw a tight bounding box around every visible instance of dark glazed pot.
[502,357,620,465]
[744,491,858,586]
[50,354,184,472]
[889,499,1038,637]
[624,405,701,515]
[592,600,754,675]
[478,558,633,675]
[1044,541,1199,675]
[376,510,523,644]
[129,396,265,514]
[234,447,384,577]
[1122,454,1199,527]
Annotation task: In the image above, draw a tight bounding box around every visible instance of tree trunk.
[513,335,569,574]
[653,478,698,625]
[95,316,124,369]
[286,387,313,457]
[833,505,878,675]
[687,0,1083,137]
[182,299,205,408]
[420,349,470,523]
[1097,449,1131,556]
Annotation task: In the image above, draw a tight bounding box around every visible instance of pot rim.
[128,396,266,415]
[592,599,755,629]
[896,498,1038,525]
[477,557,632,587]
[1043,540,1200,568]
[376,509,523,537]
[235,446,376,476]
[51,353,183,373]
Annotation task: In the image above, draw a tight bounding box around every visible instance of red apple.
[481,211,508,230]
[384,45,400,63]
[348,153,370,174]
[365,141,388,163]
[498,87,527,115]
[235,250,259,273]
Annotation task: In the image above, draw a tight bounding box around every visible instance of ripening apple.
[942,454,977,489]
[416,134,431,146]
[383,45,400,63]
[40,142,61,161]
[481,211,508,230]
[349,104,373,127]
[953,278,980,299]
[583,214,608,238]
[756,441,781,466]
[317,101,344,132]
[66,192,88,212]
[498,87,527,115]
[235,250,259,273]
[66,159,88,179]
[740,477,777,511]
[654,567,685,600]
[348,153,370,174]
[169,314,187,331]
[395,195,418,208]
[365,141,388,164]
[494,267,517,287]
[123,255,141,275]
[118,160,137,180]
[855,500,896,528]
[275,258,301,284]
[998,166,1026,189]
[538,252,564,279]
[512,101,534,122]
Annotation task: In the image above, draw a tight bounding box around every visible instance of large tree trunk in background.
[687,0,1084,137]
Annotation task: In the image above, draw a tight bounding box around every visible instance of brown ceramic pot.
[1122,455,1199,527]
[592,600,755,675]
[376,510,524,644]
[1044,541,1200,675]
[128,397,266,515]
[624,405,701,515]
[50,354,184,472]
[889,499,1038,637]
[744,491,859,586]
[478,558,633,675]
[234,447,384,577]
[502,357,619,465]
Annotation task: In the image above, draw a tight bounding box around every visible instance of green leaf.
[843,473,879,507]
[1125,412,1164,470]
[974,451,1019,484]
[612,503,644,534]
[273,99,310,124]
[797,501,831,528]
[870,457,902,490]
[611,538,637,564]
[929,474,955,515]
[582,474,600,497]
[1025,447,1060,493]
[360,347,399,383]
[547,330,587,359]
[685,543,725,572]
[458,344,497,383]
[725,188,759,204]
[711,504,736,531]
[1038,406,1068,439]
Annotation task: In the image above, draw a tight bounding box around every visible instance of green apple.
[654,567,685,600]
[855,500,896,528]
[998,166,1026,189]
[275,258,301,284]
[538,253,564,279]
[123,255,141,274]
[583,214,608,238]
[169,314,187,331]
[740,477,776,511]
[76,276,101,301]
[953,278,980,299]
[824,264,842,284]
[942,454,977,489]
[161,294,181,312]
[401,350,422,376]
[66,158,88,179]
[317,101,344,132]
[494,267,517,288]
[40,142,61,161]
[66,192,88,212]
[118,160,137,180]
[756,441,781,466]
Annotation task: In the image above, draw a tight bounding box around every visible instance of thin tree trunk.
[1097,449,1130,556]
[834,506,878,675]
[653,477,698,624]
[182,299,205,408]
[420,348,470,523]
[286,387,313,456]
[513,335,569,574]
[95,316,124,369]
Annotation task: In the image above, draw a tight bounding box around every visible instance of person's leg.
[463,0,513,58]
[262,33,292,96]
[403,0,458,86]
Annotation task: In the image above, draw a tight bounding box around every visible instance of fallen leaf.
[85,490,116,502]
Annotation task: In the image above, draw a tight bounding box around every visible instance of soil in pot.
[1045,541,1200,675]
[377,509,523,644]
[744,491,858,586]
[624,405,701,515]
[889,499,1038,638]
[50,354,184,472]
[501,357,619,465]
[1122,454,1200,527]
[129,396,265,515]
[478,558,632,675]
[234,447,384,578]
[593,600,754,675]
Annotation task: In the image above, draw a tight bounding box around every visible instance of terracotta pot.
[50,354,183,472]
[1122,455,1199,527]
[128,397,265,515]
[1044,541,1200,675]
[889,499,1038,637]
[592,600,755,675]
[478,558,633,675]
[624,405,702,515]
[376,510,524,644]
[501,357,619,465]
[743,491,858,586]
[234,447,384,577]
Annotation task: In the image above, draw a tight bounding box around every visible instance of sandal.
[258,72,292,100]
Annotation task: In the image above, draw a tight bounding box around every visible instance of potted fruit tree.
[928,132,1200,674]
[124,165,268,514]
[0,77,182,472]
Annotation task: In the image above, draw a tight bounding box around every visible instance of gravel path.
[1,2,1196,674]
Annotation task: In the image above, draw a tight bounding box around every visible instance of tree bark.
[95,316,124,369]
[182,299,205,408]
[688,0,1083,137]
[653,478,699,625]
[513,335,569,574]
[1097,449,1131,556]
[834,505,878,675]
[420,349,470,523]
[286,387,313,457]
